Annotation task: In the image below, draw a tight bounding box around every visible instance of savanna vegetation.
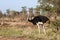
[0,0,60,40]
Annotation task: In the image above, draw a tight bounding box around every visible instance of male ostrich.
[28,15,50,34]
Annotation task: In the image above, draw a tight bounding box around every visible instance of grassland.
[0,22,60,40]
[0,17,60,40]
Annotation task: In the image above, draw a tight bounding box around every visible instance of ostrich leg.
[42,25,46,35]
[37,22,43,34]
[37,23,40,34]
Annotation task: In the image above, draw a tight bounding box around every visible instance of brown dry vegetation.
[0,16,60,40]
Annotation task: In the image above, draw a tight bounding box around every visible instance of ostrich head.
[28,16,37,25]
[28,17,34,22]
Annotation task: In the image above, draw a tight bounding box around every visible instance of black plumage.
[28,15,49,25]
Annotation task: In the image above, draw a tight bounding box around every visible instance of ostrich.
[28,15,50,34]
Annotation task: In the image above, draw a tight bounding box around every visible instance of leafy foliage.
[37,0,60,14]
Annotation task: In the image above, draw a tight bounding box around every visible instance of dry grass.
[0,17,60,40]
[0,23,60,40]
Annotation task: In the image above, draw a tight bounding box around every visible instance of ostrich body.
[28,15,50,34]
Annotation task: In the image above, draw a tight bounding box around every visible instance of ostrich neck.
[28,19,32,22]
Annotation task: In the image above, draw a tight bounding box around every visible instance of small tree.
[28,8,34,18]
[34,8,40,16]
[0,10,3,18]
[21,6,27,20]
